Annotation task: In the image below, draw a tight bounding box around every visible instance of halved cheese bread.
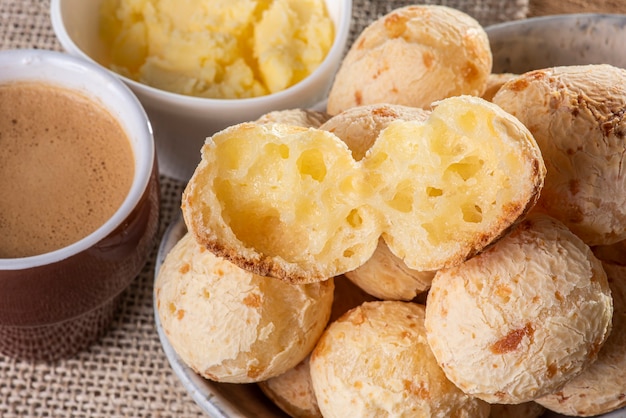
[182,95,545,283]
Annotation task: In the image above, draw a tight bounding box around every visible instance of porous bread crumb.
[182,95,545,283]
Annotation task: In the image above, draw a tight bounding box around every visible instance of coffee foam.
[0,82,135,258]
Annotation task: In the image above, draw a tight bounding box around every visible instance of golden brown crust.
[326,5,492,115]
[493,64,626,246]
[425,212,613,404]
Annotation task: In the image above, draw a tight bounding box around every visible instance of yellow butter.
[99,0,334,99]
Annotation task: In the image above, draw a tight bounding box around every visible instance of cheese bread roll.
[536,261,626,416]
[327,5,492,114]
[310,301,491,418]
[155,232,334,383]
[182,95,544,283]
[425,212,613,404]
[493,64,626,246]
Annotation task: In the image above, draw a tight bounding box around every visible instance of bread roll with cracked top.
[493,64,626,246]
[155,232,334,383]
[326,5,492,115]
[182,95,545,283]
[425,212,613,404]
[536,260,626,416]
[310,301,491,418]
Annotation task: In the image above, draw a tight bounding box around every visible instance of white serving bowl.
[153,13,626,418]
[50,0,352,181]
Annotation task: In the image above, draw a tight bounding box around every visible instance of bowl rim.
[50,0,353,107]
[485,12,626,31]
[154,217,248,418]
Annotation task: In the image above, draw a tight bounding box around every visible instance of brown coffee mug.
[0,49,160,361]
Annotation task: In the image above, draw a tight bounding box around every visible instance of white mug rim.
[0,49,155,269]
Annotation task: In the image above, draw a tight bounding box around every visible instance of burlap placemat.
[528,0,626,17]
[0,0,527,416]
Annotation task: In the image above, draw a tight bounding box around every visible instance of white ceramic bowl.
[154,13,626,418]
[50,0,352,181]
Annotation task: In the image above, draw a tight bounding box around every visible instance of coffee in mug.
[0,49,159,362]
[0,82,135,257]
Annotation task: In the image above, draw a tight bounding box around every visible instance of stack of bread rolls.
[156,4,626,417]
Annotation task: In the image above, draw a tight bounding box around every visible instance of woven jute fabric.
[0,0,527,416]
